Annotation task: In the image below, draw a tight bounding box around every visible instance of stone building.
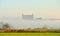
[22,13,34,20]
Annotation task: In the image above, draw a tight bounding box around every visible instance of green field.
[0,33,60,36]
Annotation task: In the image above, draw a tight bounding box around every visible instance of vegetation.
[0,33,60,36]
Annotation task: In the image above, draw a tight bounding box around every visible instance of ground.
[0,33,60,36]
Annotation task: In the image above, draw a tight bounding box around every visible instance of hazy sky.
[0,0,60,18]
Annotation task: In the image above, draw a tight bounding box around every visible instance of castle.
[22,13,34,20]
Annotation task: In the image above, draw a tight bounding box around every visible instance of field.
[0,33,60,36]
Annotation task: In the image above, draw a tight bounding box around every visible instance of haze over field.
[0,0,60,29]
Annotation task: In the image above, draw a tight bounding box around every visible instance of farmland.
[0,33,60,36]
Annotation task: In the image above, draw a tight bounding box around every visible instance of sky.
[0,0,60,18]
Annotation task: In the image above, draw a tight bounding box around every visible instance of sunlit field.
[0,33,60,36]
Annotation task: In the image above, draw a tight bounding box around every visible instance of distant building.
[36,17,42,20]
[22,13,34,20]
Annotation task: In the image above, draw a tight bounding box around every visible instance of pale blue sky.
[0,0,60,18]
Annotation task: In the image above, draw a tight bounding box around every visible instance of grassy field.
[0,33,60,36]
